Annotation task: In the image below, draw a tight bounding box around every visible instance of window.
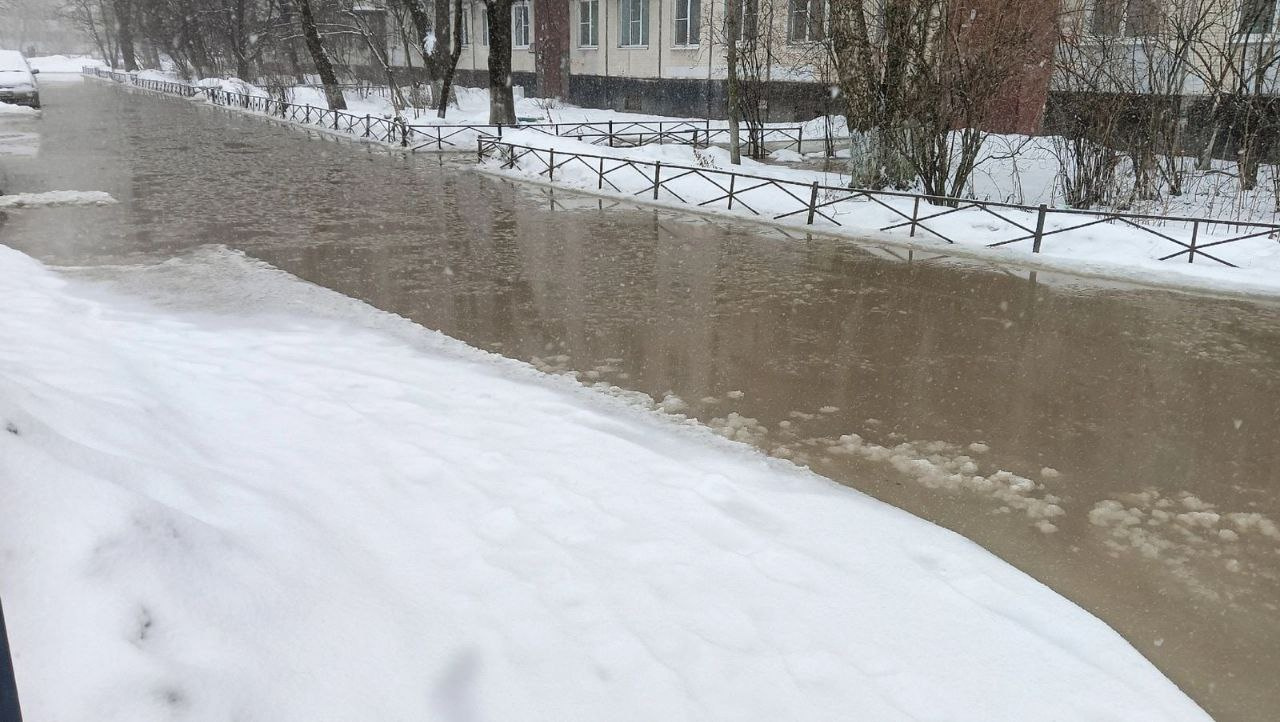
[1089,0,1159,38]
[1240,0,1278,34]
[788,0,825,43]
[459,4,470,46]
[480,5,489,46]
[1124,0,1158,37]
[675,0,701,46]
[620,0,649,47]
[1089,0,1122,35]
[725,0,759,42]
[513,0,531,48]
[579,0,599,47]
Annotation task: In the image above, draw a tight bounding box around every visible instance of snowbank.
[487,130,1280,295]
[27,55,106,74]
[0,102,38,116]
[0,243,1207,721]
[0,190,116,208]
[196,76,267,98]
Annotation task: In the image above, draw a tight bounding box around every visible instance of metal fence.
[87,67,1278,267]
[478,136,1280,267]
[83,68,808,155]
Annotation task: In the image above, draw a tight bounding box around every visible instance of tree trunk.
[294,0,347,110]
[437,0,466,119]
[725,0,742,165]
[485,0,516,124]
[115,0,139,71]
[275,0,306,83]
[393,0,441,81]
[433,0,452,81]
[232,0,251,79]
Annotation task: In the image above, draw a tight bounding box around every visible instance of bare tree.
[436,0,465,118]
[59,0,117,67]
[725,0,743,164]
[294,0,346,109]
[114,0,139,70]
[483,0,515,124]
[831,0,1055,198]
[1188,1,1280,191]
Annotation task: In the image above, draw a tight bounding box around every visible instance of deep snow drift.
[0,244,1207,721]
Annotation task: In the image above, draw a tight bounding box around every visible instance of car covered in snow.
[0,50,40,109]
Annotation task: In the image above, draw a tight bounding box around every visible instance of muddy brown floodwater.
[3,81,1279,720]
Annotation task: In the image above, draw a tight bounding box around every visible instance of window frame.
[512,0,532,49]
[579,0,600,48]
[1238,0,1280,36]
[674,0,701,48]
[459,3,471,46]
[1087,0,1161,39]
[725,0,759,43]
[620,0,650,48]
[787,0,825,45]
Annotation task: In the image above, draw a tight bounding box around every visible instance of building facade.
[375,1,1061,130]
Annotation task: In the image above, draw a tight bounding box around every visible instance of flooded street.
[4,81,1279,720]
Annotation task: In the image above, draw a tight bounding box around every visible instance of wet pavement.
[3,80,1280,720]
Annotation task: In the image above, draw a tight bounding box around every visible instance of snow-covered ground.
[27,55,107,75]
[0,101,38,116]
[0,190,116,208]
[486,130,1280,295]
[0,242,1208,721]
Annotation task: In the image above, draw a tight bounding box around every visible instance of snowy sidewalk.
[0,244,1207,720]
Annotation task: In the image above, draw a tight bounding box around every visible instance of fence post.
[1188,221,1199,264]
[364,115,371,138]
[1032,204,1048,253]
[477,136,484,163]
[400,119,409,147]
[728,173,737,211]
[549,148,556,181]
[333,111,339,131]
[910,197,921,237]
[653,162,662,200]
[598,156,605,190]
[497,123,503,139]
[1,597,22,722]
[807,182,820,225]
[609,120,615,147]
[797,126,804,155]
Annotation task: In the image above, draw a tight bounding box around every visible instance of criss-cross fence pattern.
[478,136,1280,267]
[84,68,808,155]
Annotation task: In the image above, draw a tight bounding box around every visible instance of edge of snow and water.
[0,242,1210,720]
[80,71,1280,302]
[483,157,1280,304]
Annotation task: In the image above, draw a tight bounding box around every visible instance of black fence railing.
[1,597,22,722]
[83,68,809,155]
[88,67,1277,268]
[478,136,1280,268]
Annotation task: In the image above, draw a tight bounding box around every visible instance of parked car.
[0,50,40,109]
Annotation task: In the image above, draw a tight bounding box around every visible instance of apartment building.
[373,1,1059,129]
[436,0,838,121]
